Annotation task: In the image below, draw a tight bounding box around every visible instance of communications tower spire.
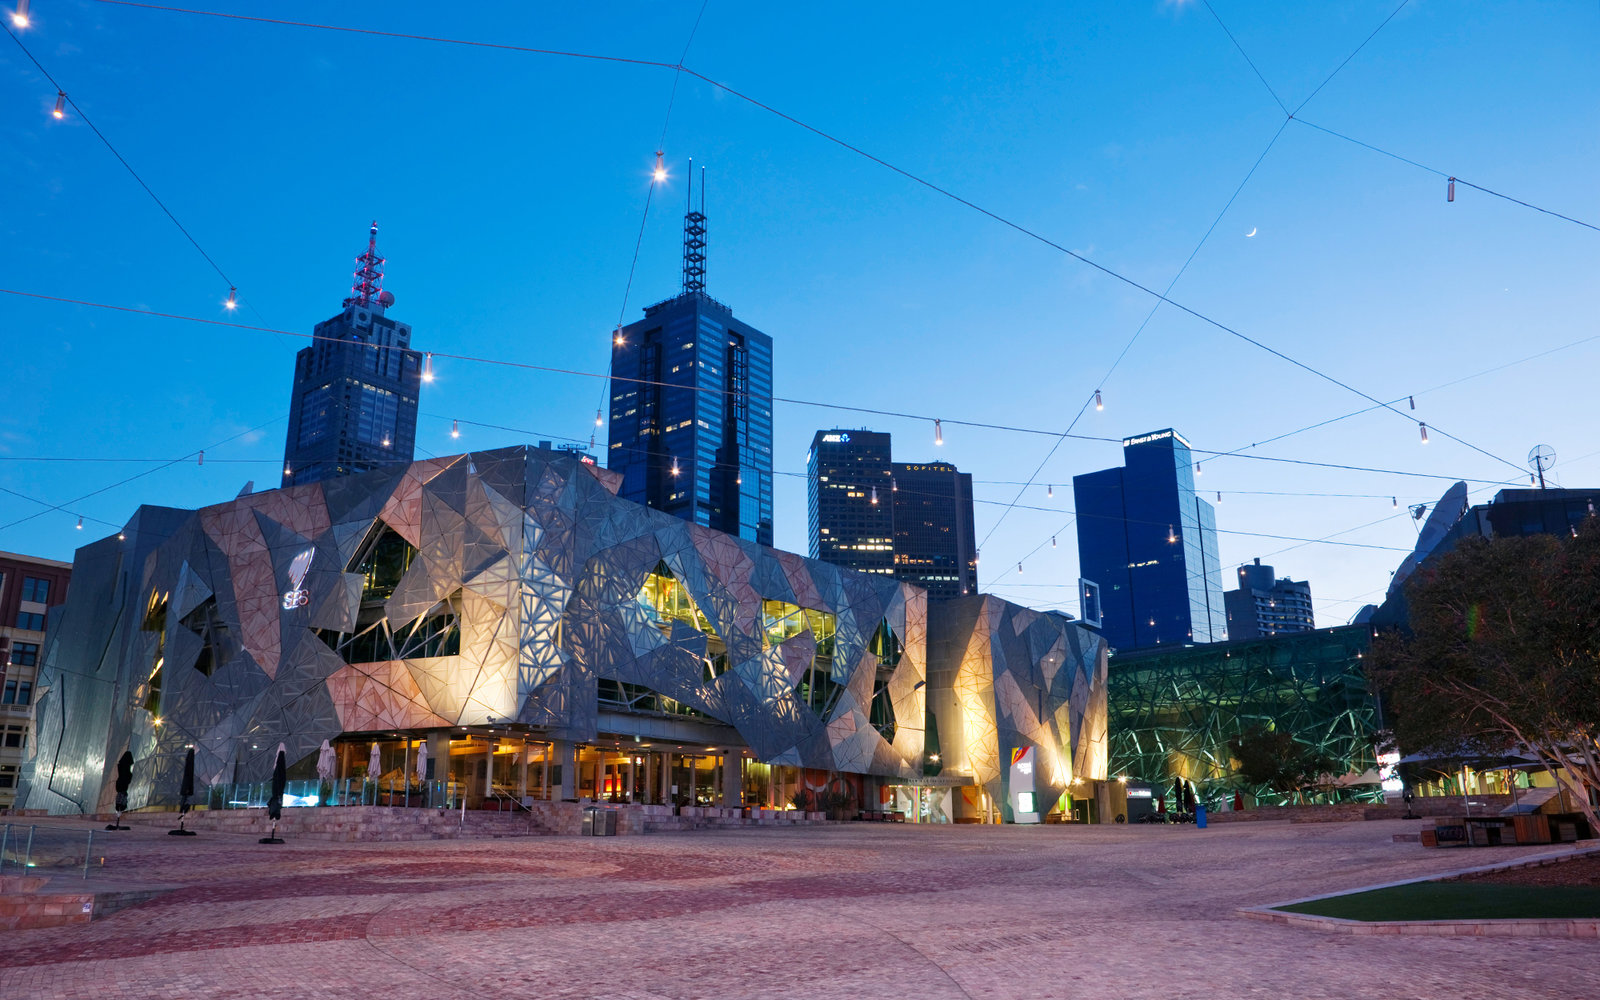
[682,162,706,295]
[348,220,385,307]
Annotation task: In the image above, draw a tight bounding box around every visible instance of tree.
[1227,726,1336,803]
[1370,523,1600,831]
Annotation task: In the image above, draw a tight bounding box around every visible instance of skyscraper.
[806,430,977,599]
[892,460,977,600]
[1223,559,1314,639]
[1073,429,1225,651]
[607,169,774,545]
[282,223,422,488]
[807,430,894,575]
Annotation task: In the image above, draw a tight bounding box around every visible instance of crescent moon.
[1245,227,1257,238]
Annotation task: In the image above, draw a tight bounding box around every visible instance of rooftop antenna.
[1528,444,1556,490]
[683,161,706,295]
[348,220,386,308]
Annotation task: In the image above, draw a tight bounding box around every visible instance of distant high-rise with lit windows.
[282,223,422,487]
[806,430,977,600]
[607,168,774,545]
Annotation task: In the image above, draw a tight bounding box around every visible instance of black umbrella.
[1183,780,1198,814]
[106,750,134,831]
[1171,775,1185,814]
[260,745,287,844]
[169,747,198,836]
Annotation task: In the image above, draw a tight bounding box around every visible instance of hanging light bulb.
[1017,562,1023,574]
[225,287,237,311]
[1447,177,1456,202]
[614,328,625,347]
[450,419,460,439]
[74,515,83,529]
[52,90,65,119]
[1392,497,1398,508]
[1408,395,1415,410]
[118,530,126,541]
[284,465,292,476]
[1051,535,1057,548]
[653,151,667,183]
[1216,491,1222,503]
[870,486,878,505]
[934,419,943,446]
[975,548,981,565]
[1168,525,1177,544]
[12,0,29,28]
[422,352,434,382]
[670,457,680,477]
[381,436,391,448]
[594,408,603,427]
[1094,389,1103,411]
[197,450,204,466]
[736,472,742,485]
[1195,462,1202,475]
[891,478,898,492]
[1419,422,1429,444]
[1047,483,1054,498]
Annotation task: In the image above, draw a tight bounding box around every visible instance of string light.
[1216,491,1222,502]
[1419,422,1429,444]
[450,419,460,439]
[934,419,943,446]
[117,530,125,541]
[52,90,64,119]
[891,478,898,492]
[284,465,292,476]
[1017,562,1023,574]
[670,458,680,477]
[1051,535,1056,548]
[653,151,667,183]
[1094,389,1103,411]
[1447,177,1456,202]
[1046,484,1053,498]
[422,352,434,382]
[1392,497,1398,508]
[1195,462,1202,475]
[381,436,390,448]
[11,0,28,28]
[1408,395,1415,410]
[870,486,878,505]
[594,408,602,427]
[1168,525,1177,544]
[225,287,237,311]
[613,328,624,347]
[197,451,203,466]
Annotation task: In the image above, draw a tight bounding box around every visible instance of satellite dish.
[376,289,395,308]
[1528,444,1556,488]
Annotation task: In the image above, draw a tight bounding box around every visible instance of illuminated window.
[352,523,419,602]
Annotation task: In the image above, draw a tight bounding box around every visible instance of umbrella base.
[257,837,285,844]
[104,825,130,831]
[167,829,197,836]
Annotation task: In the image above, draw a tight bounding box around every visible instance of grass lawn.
[1277,882,1600,921]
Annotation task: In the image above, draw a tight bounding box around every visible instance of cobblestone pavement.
[1,817,1594,999]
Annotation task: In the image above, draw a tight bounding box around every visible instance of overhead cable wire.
[88,0,1526,480]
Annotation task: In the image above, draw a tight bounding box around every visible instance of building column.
[627,756,637,803]
[553,739,576,800]
[662,753,673,805]
[687,756,697,805]
[518,740,529,801]
[483,738,494,800]
[426,732,450,805]
[722,754,743,809]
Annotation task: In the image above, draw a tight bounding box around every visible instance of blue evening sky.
[2,1,1596,625]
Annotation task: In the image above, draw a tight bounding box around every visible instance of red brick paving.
[2,818,1596,999]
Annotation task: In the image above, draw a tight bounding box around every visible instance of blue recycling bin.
[1195,804,1207,829]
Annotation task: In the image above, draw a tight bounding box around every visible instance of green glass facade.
[1107,625,1381,804]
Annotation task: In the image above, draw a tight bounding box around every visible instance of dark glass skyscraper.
[282,223,421,488]
[807,430,894,575]
[892,461,977,600]
[607,179,774,545]
[1073,429,1225,651]
[805,430,977,599]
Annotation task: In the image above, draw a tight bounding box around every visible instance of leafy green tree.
[1370,524,1600,831]
[1227,726,1336,803]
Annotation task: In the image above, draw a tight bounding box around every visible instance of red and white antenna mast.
[349,220,385,307]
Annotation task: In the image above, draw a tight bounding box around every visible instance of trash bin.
[583,806,617,837]
[1195,804,1207,829]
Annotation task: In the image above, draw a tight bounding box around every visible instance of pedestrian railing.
[0,823,98,879]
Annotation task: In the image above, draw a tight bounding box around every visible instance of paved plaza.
[1,817,1594,999]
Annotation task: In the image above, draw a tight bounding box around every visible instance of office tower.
[807,430,895,575]
[607,169,774,545]
[282,222,422,487]
[1073,428,1226,650]
[1223,559,1314,639]
[891,460,978,600]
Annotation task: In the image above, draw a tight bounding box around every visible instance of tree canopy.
[1370,522,1600,829]
[1227,725,1336,802]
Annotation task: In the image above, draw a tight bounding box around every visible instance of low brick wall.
[0,875,95,931]
[1207,796,1517,826]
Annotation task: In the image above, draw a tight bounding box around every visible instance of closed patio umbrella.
[316,739,336,804]
[106,750,134,831]
[260,744,287,844]
[368,742,381,804]
[415,740,429,805]
[170,746,198,836]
